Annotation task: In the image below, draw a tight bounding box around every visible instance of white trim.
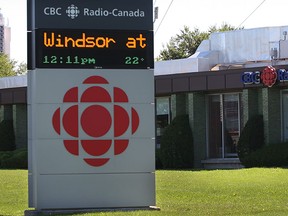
[0,75,27,89]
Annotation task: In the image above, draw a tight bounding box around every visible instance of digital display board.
[35,29,154,69]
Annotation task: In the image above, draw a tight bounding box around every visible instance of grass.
[1,168,288,216]
[0,170,28,216]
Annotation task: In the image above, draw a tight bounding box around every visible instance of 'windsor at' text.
[43,32,147,49]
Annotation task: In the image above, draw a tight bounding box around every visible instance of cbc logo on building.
[44,4,80,19]
[52,75,140,167]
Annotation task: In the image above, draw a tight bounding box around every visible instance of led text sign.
[35,29,154,69]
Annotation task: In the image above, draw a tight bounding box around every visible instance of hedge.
[242,142,288,168]
[159,114,193,169]
[0,120,16,151]
[0,148,27,169]
[237,114,264,163]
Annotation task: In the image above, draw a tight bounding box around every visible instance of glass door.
[223,94,240,157]
[282,91,288,141]
[208,94,241,158]
[208,95,223,158]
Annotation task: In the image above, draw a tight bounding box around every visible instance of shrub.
[237,115,264,163]
[0,148,28,169]
[0,151,13,167]
[0,120,15,151]
[159,114,193,169]
[155,148,163,169]
[242,142,288,168]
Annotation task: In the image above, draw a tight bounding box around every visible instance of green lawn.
[1,168,288,216]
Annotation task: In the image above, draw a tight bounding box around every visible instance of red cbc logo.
[52,75,140,167]
[261,66,277,87]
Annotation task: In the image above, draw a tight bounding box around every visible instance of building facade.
[2,66,288,169]
[154,25,288,168]
[0,10,11,56]
[0,76,27,149]
[155,66,288,168]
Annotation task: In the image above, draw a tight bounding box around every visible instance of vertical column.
[242,89,260,125]
[261,88,281,144]
[188,92,206,168]
[170,93,187,120]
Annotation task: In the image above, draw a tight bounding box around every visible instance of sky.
[0,0,288,63]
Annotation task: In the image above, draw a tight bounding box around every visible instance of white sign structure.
[27,0,155,212]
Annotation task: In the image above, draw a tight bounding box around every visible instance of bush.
[155,148,163,169]
[242,142,288,168]
[237,115,264,163]
[159,115,193,169]
[0,148,28,169]
[0,151,13,167]
[0,120,15,151]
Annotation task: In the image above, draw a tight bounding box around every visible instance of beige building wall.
[0,10,11,56]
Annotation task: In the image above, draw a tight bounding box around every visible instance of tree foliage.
[14,62,27,75]
[157,23,238,61]
[0,54,27,77]
[0,54,16,77]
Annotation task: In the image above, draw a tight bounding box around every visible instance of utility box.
[279,40,288,59]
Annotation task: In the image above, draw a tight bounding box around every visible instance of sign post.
[26,0,156,214]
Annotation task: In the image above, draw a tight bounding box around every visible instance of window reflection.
[156,97,170,149]
[208,93,241,158]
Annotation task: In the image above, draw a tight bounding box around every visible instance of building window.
[0,104,13,121]
[282,91,288,142]
[0,104,28,149]
[207,93,242,158]
[156,97,170,148]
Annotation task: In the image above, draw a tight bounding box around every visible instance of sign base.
[24,206,160,216]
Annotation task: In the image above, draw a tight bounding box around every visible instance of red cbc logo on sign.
[52,75,140,167]
[261,66,278,87]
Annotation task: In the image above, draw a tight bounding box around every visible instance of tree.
[157,23,238,61]
[207,23,238,34]
[14,62,27,75]
[0,54,16,77]
[0,54,27,77]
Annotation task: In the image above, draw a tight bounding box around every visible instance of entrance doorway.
[282,91,288,141]
[208,94,241,158]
